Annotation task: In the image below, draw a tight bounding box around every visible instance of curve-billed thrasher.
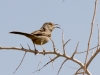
[10,22,60,54]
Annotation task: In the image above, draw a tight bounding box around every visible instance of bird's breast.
[32,36,50,45]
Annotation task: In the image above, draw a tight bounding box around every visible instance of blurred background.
[0,0,100,75]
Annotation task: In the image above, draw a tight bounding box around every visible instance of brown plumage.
[9,22,60,54]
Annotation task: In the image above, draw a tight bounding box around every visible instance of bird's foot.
[34,49,38,55]
[43,50,45,55]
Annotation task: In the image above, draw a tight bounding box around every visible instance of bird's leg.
[33,43,38,55]
[34,44,38,54]
[41,42,45,55]
[32,39,38,54]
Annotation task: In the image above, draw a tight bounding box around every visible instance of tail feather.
[9,31,33,38]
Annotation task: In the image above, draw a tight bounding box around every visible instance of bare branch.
[76,45,100,54]
[0,46,85,69]
[13,51,27,74]
[84,0,98,73]
[71,42,79,58]
[27,43,31,50]
[0,46,85,70]
[86,48,100,68]
[48,55,54,69]
[61,29,71,55]
[63,39,71,47]
[13,44,31,74]
[75,67,91,75]
[91,24,100,56]
[50,38,56,52]
[37,56,44,69]
[20,44,24,49]
[0,46,56,55]
[62,29,66,55]
[57,59,68,75]
[95,23,100,50]
[67,66,78,69]
[33,55,59,73]
[74,68,82,75]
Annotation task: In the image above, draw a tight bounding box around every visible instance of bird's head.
[41,22,60,32]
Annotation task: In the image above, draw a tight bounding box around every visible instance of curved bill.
[54,24,61,29]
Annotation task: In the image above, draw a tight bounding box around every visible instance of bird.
[9,22,60,54]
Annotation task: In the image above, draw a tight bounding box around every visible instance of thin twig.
[0,46,88,74]
[97,24,100,50]
[71,42,79,58]
[74,68,82,75]
[67,66,78,69]
[86,48,100,68]
[13,44,31,74]
[84,0,98,73]
[48,55,54,69]
[57,59,68,75]
[37,56,44,69]
[76,45,100,54]
[0,46,84,69]
[63,39,71,47]
[27,43,31,50]
[62,29,66,55]
[91,24,100,56]
[13,51,27,74]
[33,56,59,73]
[20,44,24,49]
[50,38,56,52]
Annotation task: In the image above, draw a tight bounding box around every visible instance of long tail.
[9,31,33,39]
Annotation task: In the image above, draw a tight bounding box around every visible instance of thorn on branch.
[27,43,31,50]
[20,44,24,49]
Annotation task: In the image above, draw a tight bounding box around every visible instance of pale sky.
[0,0,100,75]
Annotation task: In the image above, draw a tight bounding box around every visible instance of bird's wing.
[31,30,51,37]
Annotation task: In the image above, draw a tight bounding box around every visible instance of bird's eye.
[49,23,52,25]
